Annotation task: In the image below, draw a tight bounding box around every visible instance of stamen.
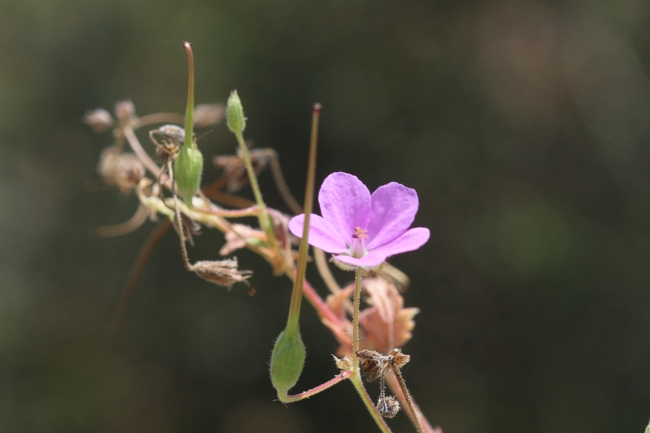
[350,227,368,257]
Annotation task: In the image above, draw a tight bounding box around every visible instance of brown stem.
[93,204,149,237]
[135,113,185,128]
[108,219,172,335]
[168,160,192,270]
[123,125,164,180]
[267,149,302,215]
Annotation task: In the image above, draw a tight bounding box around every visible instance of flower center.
[350,227,368,257]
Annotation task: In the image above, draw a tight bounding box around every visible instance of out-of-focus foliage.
[1,0,650,432]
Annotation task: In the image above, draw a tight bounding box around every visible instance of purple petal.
[288,214,348,253]
[368,227,430,259]
[367,182,419,250]
[319,172,371,245]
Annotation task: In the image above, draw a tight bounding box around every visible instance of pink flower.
[288,172,430,268]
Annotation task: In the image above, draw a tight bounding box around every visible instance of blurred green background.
[2,0,650,432]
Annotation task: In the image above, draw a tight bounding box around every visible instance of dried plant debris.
[357,348,410,383]
[83,109,114,132]
[97,146,145,193]
[376,395,400,419]
[190,258,252,289]
[115,99,136,122]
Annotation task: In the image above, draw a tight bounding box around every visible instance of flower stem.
[234,130,269,226]
[123,125,164,180]
[285,104,321,336]
[280,370,352,403]
[349,266,394,432]
[349,373,393,433]
[352,266,363,375]
[194,206,261,218]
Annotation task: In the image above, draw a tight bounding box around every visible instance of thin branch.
[193,205,260,218]
[281,370,353,403]
[123,125,164,180]
[108,219,172,335]
[93,204,149,237]
[135,113,185,127]
[267,149,302,215]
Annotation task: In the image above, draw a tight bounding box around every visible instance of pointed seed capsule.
[270,329,306,395]
[226,91,246,133]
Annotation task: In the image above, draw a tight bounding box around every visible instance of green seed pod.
[270,329,306,396]
[226,91,246,133]
[174,143,203,207]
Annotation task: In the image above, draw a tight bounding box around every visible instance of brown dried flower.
[377,395,400,419]
[97,146,146,193]
[83,109,114,132]
[115,99,136,122]
[357,348,410,383]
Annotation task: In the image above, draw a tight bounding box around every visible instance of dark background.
[1,0,650,432]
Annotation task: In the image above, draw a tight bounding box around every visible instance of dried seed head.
[149,125,186,167]
[376,395,400,419]
[193,103,225,128]
[357,348,411,383]
[157,124,186,145]
[115,99,136,121]
[83,109,114,132]
[190,258,252,288]
[357,349,396,383]
[98,146,145,193]
[390,348,410,369]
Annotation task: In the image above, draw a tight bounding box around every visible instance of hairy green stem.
[233,131,269,224]
[350,373,393,433]
[352,267,363,375]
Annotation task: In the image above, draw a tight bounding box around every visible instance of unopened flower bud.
[173,143,203,206]
[83,109,113,132]
[226,91,246,133]
[270,330,306,395]
[193,103,225,128]
[115,100,136,121]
